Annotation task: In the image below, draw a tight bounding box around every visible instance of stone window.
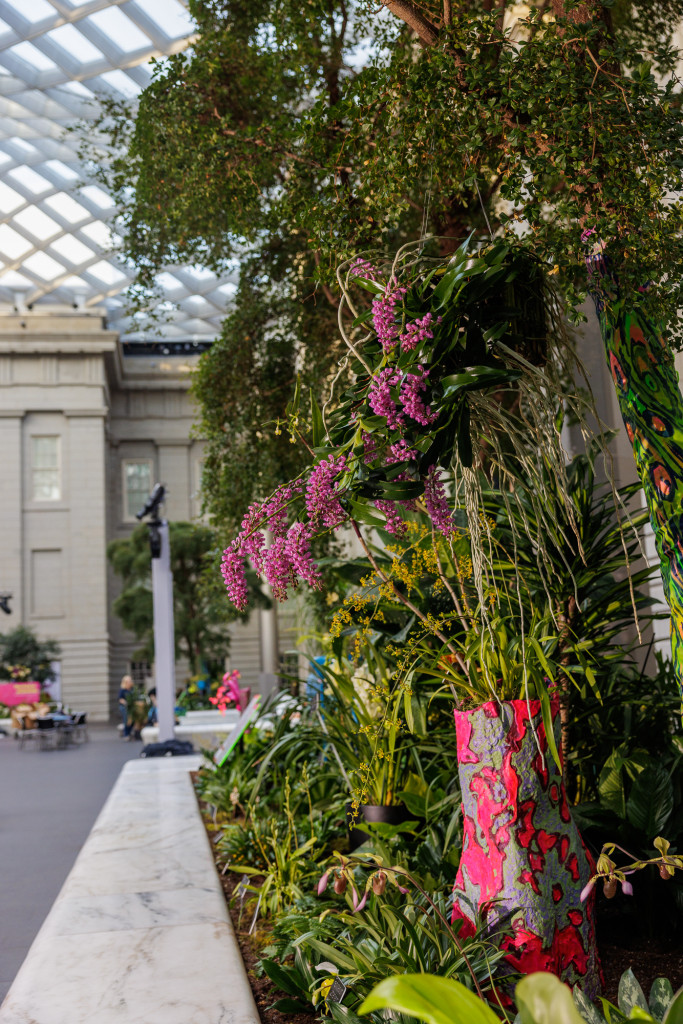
[31,435,61,501]
[123,459,153,520]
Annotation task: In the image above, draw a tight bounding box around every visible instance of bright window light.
[0,18,12,38]
[46,24,104,64]
[0,182,24,214]
[49,234,95,263]
[156,272,183,292]
[9,41,58,72]
[97,69,141,98]
[0,224,32,259]
[4,0,53,23]
[11,138,40,157]
[0,270,32,288]
[57,81,94,98]
[88,260,126,285]
[13,207,60,240]
[134,0,195,39]
[80,221,117,248]
[44,192,89,223]
[43,160,80,181]
[8,165,52,194]
[185,265,216,281]
[79,185,113,209]
[23,251,65,281]
[88,8,150,52]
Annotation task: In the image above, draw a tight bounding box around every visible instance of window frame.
[121,458,154,523]
[30,435,61,503]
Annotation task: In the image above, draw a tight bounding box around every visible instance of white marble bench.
[141,708,240,749]
[0,756,261,1024]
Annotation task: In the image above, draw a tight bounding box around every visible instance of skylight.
[10,41,58,73]
[88,8,150,53]
[4,0,53,23]
[8,165,52,194]
[49,234,95,263]
[13,207,60,240]
[0,0,232,343]
[43,192,89,223]
[135,0,195,39]
[0,224,33,259]
[22,251,65,280]
[47,24,104,65]
[0,182,24,214]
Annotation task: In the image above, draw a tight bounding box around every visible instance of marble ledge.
[0,756,261,1024]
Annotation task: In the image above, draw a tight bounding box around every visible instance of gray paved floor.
[0,726,140,1002]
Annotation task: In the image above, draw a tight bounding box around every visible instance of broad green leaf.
[347,499,388,529]
[664,988,683,1024]
[359,973,499,1024]
[619,969,649,1017]
[378,479,425,500]
[573,986,604,1024]
[650,978,674,1022]
[516,973,586,1024]
[626,767,674,838]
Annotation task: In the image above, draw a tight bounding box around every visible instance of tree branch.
[380,0,440,47]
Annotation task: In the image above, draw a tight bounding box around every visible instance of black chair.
[36,716,57,750]
[72,712,88,743]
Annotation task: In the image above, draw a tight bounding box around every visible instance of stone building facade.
[0,305,205,719]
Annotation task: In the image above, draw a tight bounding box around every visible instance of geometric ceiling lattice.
[0,0,237,342]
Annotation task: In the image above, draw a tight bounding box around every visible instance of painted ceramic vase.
[451,699,601,998]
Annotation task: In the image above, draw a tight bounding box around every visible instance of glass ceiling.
[0,0,237,343]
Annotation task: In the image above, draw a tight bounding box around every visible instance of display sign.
[0,682,41,706]
[211,695,262,768]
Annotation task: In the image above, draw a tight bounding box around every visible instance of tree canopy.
[85,0,683,528]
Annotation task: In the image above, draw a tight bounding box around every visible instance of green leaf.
[664,988,683,1024]
[377,479,425,500]
[516,973,587,1024]
[619,970,649,1017]
[310,390,324,447]
[261,959,306,999]
[573,986,604,1024]
[441,366,522,398]
[626,767,674,838]
[649,978,674,1022]
[539,685,562,772]
[347,499,387,529]
[359,973,499,1024]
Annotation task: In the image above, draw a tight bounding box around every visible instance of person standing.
[118,674,134,740]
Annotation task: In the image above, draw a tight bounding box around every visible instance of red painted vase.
[452,699,601,998]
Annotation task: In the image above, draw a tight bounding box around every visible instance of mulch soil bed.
[192,774,683,1019]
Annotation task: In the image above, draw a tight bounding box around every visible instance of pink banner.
[0,682,41,706]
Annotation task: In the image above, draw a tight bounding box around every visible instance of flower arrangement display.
[216,238,645,992]
[209,669,244,714]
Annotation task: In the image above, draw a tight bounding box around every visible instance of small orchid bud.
[621,880,633,896]
[580,879,595,903]
[334,873,347,894]
[372,871,387,895]
[353,891,368,913]
[317,872,330,896]
[603,877,617,899]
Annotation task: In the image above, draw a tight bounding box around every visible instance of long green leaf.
[359,973,499,1024]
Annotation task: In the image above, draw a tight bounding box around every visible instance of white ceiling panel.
[0,0,236,343]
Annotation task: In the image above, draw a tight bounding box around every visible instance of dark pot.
[346,802,409,851]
